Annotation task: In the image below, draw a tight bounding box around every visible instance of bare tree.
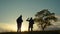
[34,9,57,31]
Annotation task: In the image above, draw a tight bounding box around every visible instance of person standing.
[26,17,34,31]
[16,15,23,32]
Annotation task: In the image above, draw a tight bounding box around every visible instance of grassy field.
[0,30,60,34]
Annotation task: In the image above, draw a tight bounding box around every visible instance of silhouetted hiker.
[16,15,23,32]
[26,17,34,31]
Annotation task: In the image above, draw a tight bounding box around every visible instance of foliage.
[34,9,57,30]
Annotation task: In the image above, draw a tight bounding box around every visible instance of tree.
[34,9,57,31]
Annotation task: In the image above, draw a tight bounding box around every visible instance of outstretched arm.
[26,18,29,21]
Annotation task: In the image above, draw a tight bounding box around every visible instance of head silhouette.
[20,15,22,17]
[30,17,32,20]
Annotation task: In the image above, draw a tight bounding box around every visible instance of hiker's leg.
[31,25,33,31]
[19,23,22,32]
[28,25,30,31]
[17,23,19,32]
[31,28,32,31]
[17,23,21,32]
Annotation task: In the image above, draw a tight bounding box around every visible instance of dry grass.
[0,30,60,34]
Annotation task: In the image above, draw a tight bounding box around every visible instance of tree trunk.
[41,24,46,31]
[41,25,44,31]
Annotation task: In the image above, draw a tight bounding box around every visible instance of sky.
[0,0,60,32]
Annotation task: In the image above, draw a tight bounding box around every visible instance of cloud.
[0,27,11,32]
[0,23,17,32]
[45,15,60,30]
[55,15,60,21]
[48,15,60,26]
[45,25,60,30]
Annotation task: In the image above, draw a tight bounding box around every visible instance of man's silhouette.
[26,17,34,31]
[16,15,23,32]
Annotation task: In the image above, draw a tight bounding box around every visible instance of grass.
[0,30,60,34]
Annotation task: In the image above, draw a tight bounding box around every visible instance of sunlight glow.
[21,25,28,32]
[7,23,28,32]
[0,22,28,32]
[0,23,17,32]
[0,21,30,32]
